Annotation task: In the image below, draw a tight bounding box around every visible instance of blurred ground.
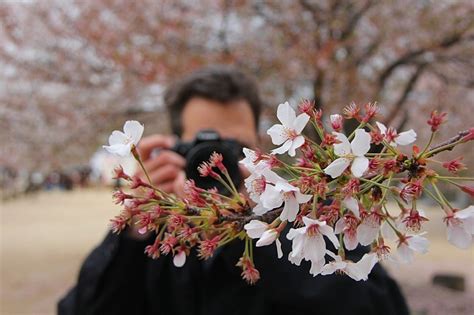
[1,189,473,315]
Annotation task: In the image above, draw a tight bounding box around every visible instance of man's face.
[180,97,258,148]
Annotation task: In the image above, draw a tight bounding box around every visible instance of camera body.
[171,129,244,193]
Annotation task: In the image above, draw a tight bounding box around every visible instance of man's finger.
[142,151,185,173]
[149,164,182,186]
[137,135,176,160]
[173,171,187,198]
[156,182,175,194]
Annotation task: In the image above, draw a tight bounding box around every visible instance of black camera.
[171,130,244,194]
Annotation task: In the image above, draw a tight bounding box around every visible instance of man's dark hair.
[164,65,263,136]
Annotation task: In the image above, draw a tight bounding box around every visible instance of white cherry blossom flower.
[260,179,312,222]
[240,148,259,172]
[267,101,310,157]
[376,121,417,147]
[287,217,339,272]
[397,233,429,263]
[324,129,371,178]
[321,252,378,281]
[103,120,144,157]
[244,168,286,215]
[240,148,272,173]
[445,206,474,249]
[244,220,283,258]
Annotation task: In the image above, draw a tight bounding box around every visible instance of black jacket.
[58,228,409,315]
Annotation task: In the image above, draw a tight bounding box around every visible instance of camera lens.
[184,141,242,195]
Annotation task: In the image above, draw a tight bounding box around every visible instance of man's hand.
[135,134,186,194]
[127,134,186,240]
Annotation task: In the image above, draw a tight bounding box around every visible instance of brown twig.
[427,129,470,156]
[219,208,283,230]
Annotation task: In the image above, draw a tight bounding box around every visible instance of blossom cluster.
[105,101,474,284]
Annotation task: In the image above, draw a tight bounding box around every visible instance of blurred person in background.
[58,66,409,315]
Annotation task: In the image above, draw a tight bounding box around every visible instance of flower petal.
[292,113,310,134]
[280,195,299,222]
[276,239,283,259]
[304,234,326,262]
[252,202,270,215]
[108,130,127,146]
[343,197,360,219]
[173,251,186,267]
[455,205,474,220]
[408,235,429,253]
[288,251,303,266]
[447,224,472,249]
[123,120,144,145]
[324,158,351,178]
[319,224,340,249]
[351,129,371,156]
[397,243,413,264]
[290,234,306,257]
[240,148,258,172]
[334,218,345,234]
[287,227,307,240]
[309,258,325,277]
[356,222,378,246]
[351,156,369,178]
[271,140,292,155]
[454,205,474,235]
[244,220,268,239]
[344,233,359,251]
[267,124,287,145]
[260,185,284,209]
[396,129,417,146]
[103,143,132,157]
[287,136,305,157]
[346,253,378,281]
[256,230,278,247]
[295,191,312,204]
[333,132,351,156]
[376,122,387,135]
[277,101,296,128]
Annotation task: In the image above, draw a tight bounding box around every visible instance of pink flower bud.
[298,99,315,114]
[145,240,161,259]
[210,152,226,173]
[236,256,260,285]
[461,127,474,142]
[197,162,218,178]
[343,102,361,120]
[198,235,221,259]
[330,114,343,131]
[427,110,447,132]
[113,165,131,181]
[130,175,152,189]
[362,102,379,123]
[112,189,133,205]
[400,180,423,202]
[460,185,474,197]
[442,157,466,174]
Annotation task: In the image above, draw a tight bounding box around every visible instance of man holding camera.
[58,66,409,315]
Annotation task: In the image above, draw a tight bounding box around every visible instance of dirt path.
[1,189,473,315]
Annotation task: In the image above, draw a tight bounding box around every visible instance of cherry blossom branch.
[105,103,474,285]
